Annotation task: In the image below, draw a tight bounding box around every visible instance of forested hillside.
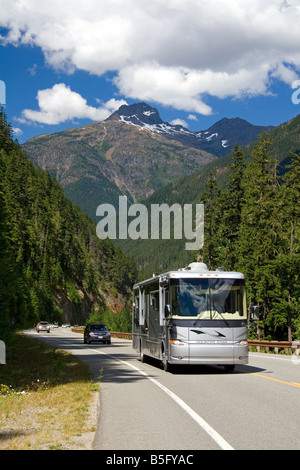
[22,115,216,222]
[0,111,136,337]
[120,115,300,280]
[199,139,300,342]
[117,135,300,343]
[3,105,299,343]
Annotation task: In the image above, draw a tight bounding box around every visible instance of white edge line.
[90,348,234,451]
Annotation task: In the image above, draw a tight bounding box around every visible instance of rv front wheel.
[162,352,172,372]
[139,340,145,362]
[162,358,172,372]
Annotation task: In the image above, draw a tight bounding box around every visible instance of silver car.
[36,321,50,333]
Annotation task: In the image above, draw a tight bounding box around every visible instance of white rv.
[132,263,249,372]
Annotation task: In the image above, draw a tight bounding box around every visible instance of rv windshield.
[170,278,246,320]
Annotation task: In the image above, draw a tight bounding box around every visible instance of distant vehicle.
[84,323,111,344]
[61,323,70,328]
[36,321,50,333]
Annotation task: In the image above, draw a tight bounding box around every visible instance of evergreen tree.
[237,135,280,338]
[264,254,300,341]
[0,153,14,332]
[266,152,300,341]
[0,111,136,332]
[194,136,299,341]
[0,108,13,153]
[216,144,246,269]
[280,152,300,256]
[199,171,222,269]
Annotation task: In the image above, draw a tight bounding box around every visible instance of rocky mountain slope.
[22,109,216,221]
[117,112,300,277]
[22,102,273,223]
[108,102,274,157]
[21,103,299,282]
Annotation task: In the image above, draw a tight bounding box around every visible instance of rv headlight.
[170,339,185,346]
[239,340,248,346]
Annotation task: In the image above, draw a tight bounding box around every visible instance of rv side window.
[139,288,145,325]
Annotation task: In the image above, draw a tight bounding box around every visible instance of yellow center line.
[236,367,300,388]
[252,373,300,388]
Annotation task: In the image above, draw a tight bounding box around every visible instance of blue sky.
[1,0,300,144]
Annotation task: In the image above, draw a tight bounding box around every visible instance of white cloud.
[188,115,198,122]
[113,62,214,115]
[12,127,23,136]
[113,61,273,114]
[19,83,127,125]
[1,0,300,116]
[170,118,188,128]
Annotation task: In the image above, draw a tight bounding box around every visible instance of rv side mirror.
[165,304,171,316]
[251,305,259,322]
[248,306,259,328]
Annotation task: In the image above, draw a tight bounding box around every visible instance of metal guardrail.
[248,340,300,355]
[71,327,133,340]
[111,335,300,355]
[110,332,133,340]
[72,328,300,354]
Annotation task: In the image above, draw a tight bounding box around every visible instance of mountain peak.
[107,102,163,126]
[206,116,274,147]
[106,102,274,157]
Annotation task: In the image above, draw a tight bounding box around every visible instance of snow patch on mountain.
[107,102,274,157]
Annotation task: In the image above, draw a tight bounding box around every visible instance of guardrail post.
[292,342,300,356]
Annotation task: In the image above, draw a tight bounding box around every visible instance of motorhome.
[132,263,248,372]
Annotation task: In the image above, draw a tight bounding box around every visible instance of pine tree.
[216,144,246,269]
[0,111,136,330]
[237,135,280,339]
[280,152,300,255]
[199,171,222,269]
[266,152,300,341]
[0,108,13,154]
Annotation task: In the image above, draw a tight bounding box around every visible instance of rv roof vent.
[188,262,208,271]
[216,267,225,272]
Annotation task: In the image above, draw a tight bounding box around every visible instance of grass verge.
[0,331,99,450]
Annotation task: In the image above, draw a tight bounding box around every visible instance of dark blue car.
[84,323,111,344]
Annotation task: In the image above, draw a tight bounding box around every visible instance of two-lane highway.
[25,328,300,450]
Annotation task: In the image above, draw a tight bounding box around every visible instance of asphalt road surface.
[25,328,300,451]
